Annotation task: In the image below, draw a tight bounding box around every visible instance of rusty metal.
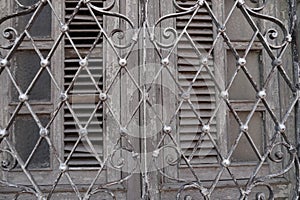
[0,0,299,199]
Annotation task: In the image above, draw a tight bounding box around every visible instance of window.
[155,0,298,198]
[8,0,53,169]
[0,0,108,186]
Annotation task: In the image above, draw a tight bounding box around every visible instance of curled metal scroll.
[109,146,139,172]
[109,28,136,49]
[86,188,116,200]
[0,148,17,171]
[88,2,134,29]
[1,28,18,50]
[86,1,138,50]
[173,0,200,11]
[151,27,179,49]
[108,136,139,172]
[150,1,200,49]
[176,182,209,200]
[244,182,274,200]
[0,0,40,25]
[0,179,37,200]
[154,6,198,27]
[0,0,40,49]
[152,145,187,182]
[13,191,37,200]
[245,0,267,11]
[263,142,297,179]
[241,2,290,49]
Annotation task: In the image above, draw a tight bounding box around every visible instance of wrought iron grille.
[0,0,299,199]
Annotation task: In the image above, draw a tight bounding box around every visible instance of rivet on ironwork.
[220,90,229,99]
[272,58,282,67]
[202,57,208,66]
[163,125,172,134]
[220,91,228,99]
[59,92,68,101]
[60,24,69,33]
[202,125,210,133]
[1,160,10,169]
[39,128,49,137]
[40,0,47,4]
[119,58,127,67]
[258,90,266,99]
[120,127,128,136]
[144,92,149,101]
[0,129,8,138]
[222,159,231,167]
[132,32,139,42]
[186,158,191,164]
[152,149,159,158]
[79,128,88,137]
[161,58,169,66]
[79,59,88,67]
[197,0,204,6]
[241,189,250,196]
[237,58,246,66]
[289,145,297,154]
[218,26,226,33]
[240,124,248,132]
[0,59,9,67]
[238,0,245,6]
[181,92,190,100]
[201,187,209,196]
[184,195,192,200]
[132,152,139,159]
[286,34,292,43]
[19,94,28,102]
[83,195,90,200]
[276,124,286,133]
[40,59,50,68]
[275,151,284,160]
[59,163,68,172]
[150,33,155,42]
[99,92,107,101]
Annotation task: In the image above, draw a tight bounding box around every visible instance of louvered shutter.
[64,0,104,168]
[177,0,218,164]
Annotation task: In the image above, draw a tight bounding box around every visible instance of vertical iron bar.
[142,0,149,199]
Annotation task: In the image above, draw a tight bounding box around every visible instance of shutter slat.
[180,141,215,149]
[64,136,103,142]
[64,144,103,153]
[180,127,217,134]
[67,160,101,166]
[179,133,217,141]
[64,128,103,133]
